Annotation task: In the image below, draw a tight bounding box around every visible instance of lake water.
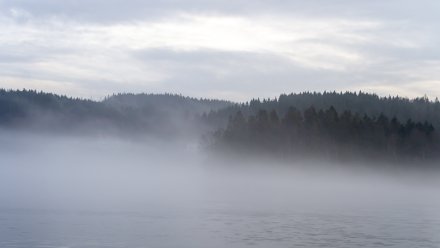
[1,201,440,248]
[1,134,439,248]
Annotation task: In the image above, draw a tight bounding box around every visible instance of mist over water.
[1,131,439,247]
[2,0,440,245]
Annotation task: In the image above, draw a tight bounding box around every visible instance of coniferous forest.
[212,107,439,163]
[1,89,440,164]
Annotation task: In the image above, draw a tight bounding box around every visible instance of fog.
[1,131,440,247]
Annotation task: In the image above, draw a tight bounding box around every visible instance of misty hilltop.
[0,89,231,137]
[1,89,439,164]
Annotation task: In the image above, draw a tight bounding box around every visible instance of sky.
[1,0,440,101]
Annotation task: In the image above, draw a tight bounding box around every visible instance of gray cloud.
[2,0,440,23]
[130,48,391,100]
[1,0,440,100]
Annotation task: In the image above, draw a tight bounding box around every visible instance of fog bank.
[1,132,440,247]
[1,132,439,212]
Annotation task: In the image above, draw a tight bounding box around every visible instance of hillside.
[0,89,231,136]
[1,89,439,163]
[205,91,440,129]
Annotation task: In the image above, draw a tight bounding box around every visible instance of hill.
[0,89,231,136]
[1,89,439,163]
[204,91,440,129]
[206,92,440,163]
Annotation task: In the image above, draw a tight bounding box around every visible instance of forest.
[212,106,439,163]
[1,89,439,163]
[203,91,440,129]
[0,89,230,137]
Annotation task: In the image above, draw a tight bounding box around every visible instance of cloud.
[0,1,440,100]
[351,81,440,100]
[2,0,440,23]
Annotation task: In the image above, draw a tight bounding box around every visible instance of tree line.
[2,89,440,163]
[213,106,440,163]
[0,89,230,136]
[203,91,440,130]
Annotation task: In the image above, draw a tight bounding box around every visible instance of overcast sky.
[1,0,440,101]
